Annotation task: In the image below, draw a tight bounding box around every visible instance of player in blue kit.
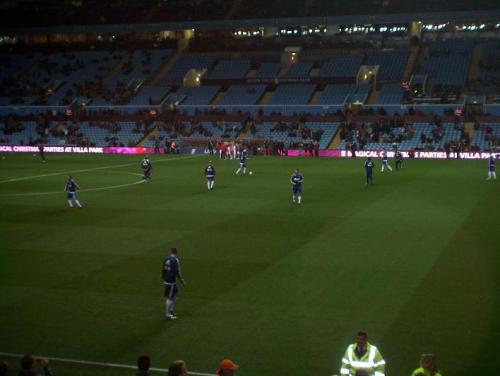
[365,157,375,185]
[381,151,393,172]
[205,160,216,190]
[290,168,304,204]
[64,175,82,207]
[141,156,152,181]
[162,247,186,320]
[235,149,248,175]
[487,155,496,180]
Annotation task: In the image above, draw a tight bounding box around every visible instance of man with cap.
[217,359,239,376]
[162,247,186,319]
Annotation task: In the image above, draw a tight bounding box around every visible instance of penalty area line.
[0,352,215,376]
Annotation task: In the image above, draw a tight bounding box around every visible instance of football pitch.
[0,153,498,376]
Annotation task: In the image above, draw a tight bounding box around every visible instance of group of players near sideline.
[62,151,497,209]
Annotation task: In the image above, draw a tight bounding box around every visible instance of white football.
[249,171,253,175]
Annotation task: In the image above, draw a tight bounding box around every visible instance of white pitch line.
[0,179,147,197]
[96,170,144,177]
[0,352,215,376]
[0,155,201,184]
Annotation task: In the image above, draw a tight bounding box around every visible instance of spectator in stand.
[18,355,53,376]
[216,359,239,376]
[314,140,320,157]
[350,142,357,158]
[168,360,187,376]
[410,354,442,376]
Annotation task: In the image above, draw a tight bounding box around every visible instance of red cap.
[218,359,239,371]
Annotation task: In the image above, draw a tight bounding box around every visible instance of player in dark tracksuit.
[487,156,496,180]
[141,156,152,180]
[381,151,393,172]
[395,151,403,170]
[39,144,46,162]
[205,161,216,190]
[235,149,248,175]
[162,247,186,319]
[290,169,304,204]
[64,175,82,207]
[365,157,375,185]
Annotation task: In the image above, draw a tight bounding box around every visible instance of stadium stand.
[317,84,355,105]
[376,83,404,104]
[142,120,243,148]
[319,55,364,78]
[471,123,500,150]
[208,59,251,80]
[253,63,282,79]
[217,85,266,105]
[244,121,339,149]
[283,63,313,78]
[181,85,221,105]
[161,54,217,84]
[0,120,147,147]
[365,50,409,81]
[269,84,316,105]
[94,49,173,105]
[129,86,171,106]
[422,40,473,88]
[478,39,500,91]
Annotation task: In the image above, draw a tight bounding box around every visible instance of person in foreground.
[18,355,53,376]
[340,331,385,376]
[217,359,239,376]
[168,360,187,376]
[410,354,442,376]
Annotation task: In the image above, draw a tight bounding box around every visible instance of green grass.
[0,153,498,376]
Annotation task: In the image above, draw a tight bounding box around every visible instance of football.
[249,171,253,175]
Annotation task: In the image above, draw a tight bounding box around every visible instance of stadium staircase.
[309,90,322,105]
[328,129,342,149]
[103,54,130,84]
[258,91,274,104]
[211,91,225,105]
[149,50,185,86]
[137,127,158,147]
[403,45,420,82]
[20,61,40,83]
[236,122,251,141]
[468,43,482,81]
[366,89,379,104]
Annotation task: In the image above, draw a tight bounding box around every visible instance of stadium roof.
[2,9,500,36]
